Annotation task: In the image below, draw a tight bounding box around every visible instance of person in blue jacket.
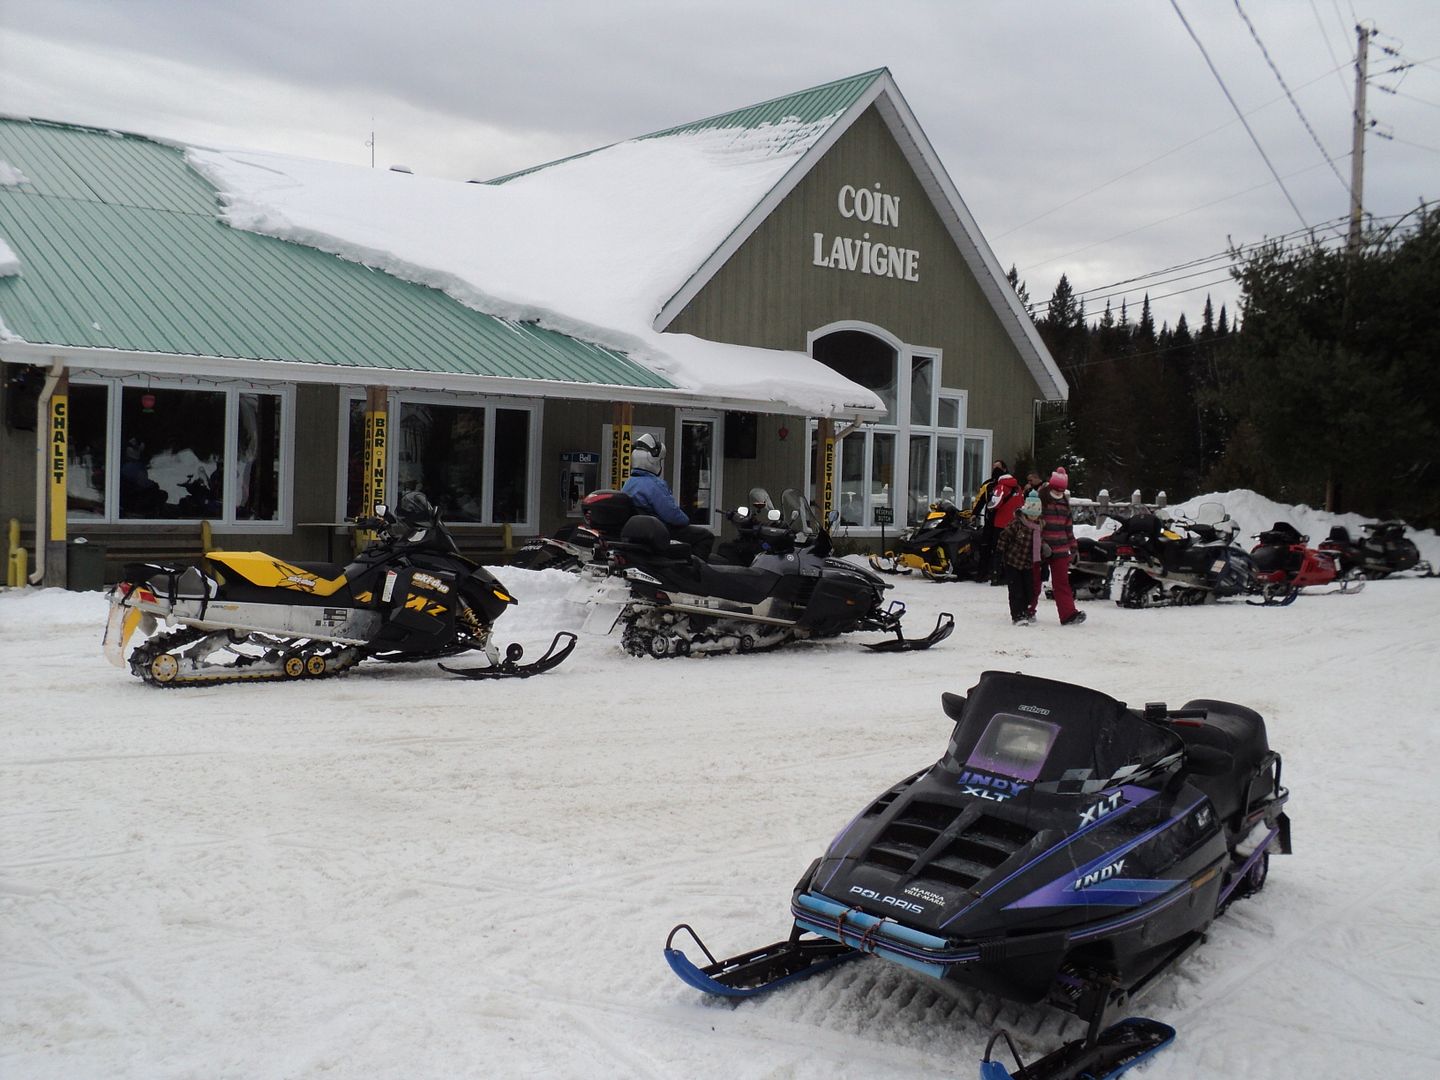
[621,432,714,559]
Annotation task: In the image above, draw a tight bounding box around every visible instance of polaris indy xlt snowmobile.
[868,498,981,580]
[1318,519,1433,579]
[1111,503,1253,608]
[596,497,954,657]
[665,670,1291,1080]
[1248,521,1365,605]
[102,492,577,687]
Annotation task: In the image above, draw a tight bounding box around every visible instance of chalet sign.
[811,182,920,283]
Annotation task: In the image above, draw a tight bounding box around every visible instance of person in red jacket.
[1029,467,1086,625]
[981,470,1022,583]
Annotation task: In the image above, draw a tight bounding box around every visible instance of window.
[339,391,538,528]
[810,328,978,529]
[678,415,719,528]
[64,378,292,527]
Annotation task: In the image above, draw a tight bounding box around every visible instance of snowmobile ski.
[663,924,859,998]
[440,631,578,679]
[980,1017,1176,1080]
[862,610,955,652]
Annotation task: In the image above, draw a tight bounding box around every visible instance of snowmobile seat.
[1326,525,1353,546]
[1176,699,1276,825]
[619,514,695,561]
[1258,521,1303,546]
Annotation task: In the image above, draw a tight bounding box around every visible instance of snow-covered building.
[0,69,1063,580]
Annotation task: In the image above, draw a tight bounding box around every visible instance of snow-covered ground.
[4,516,1440,1078]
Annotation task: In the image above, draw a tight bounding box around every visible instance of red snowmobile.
[1248,521,1365,605]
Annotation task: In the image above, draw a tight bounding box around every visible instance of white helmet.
[632,432,666,475]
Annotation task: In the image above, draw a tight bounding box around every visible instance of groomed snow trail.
[2,566,1438,1079]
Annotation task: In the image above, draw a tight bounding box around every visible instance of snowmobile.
[596,499,954,657]
[868,498,980,580]
[509,488,636,574]
[1248,521,1365,605]
[102,492,577,687]
[1318,520,1433,579]
[1111,505,1253,608]
[665,670,1291,1080]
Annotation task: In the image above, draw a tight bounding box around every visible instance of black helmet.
[396,490,435,526]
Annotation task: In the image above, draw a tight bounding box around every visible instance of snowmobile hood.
[800,672,1205,943]
[209,552,349,596]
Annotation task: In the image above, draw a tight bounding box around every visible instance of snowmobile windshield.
[943,672,1181,793]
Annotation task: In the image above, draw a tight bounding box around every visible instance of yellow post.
[6,519,25,587]
[46,371,70,586]
[814,417,835,523]
[609,403,633,490]
[358,387,388,549]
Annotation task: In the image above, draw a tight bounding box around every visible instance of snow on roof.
[186,116,885,418]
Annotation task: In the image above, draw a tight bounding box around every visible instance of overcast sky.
[2,0,1436,330]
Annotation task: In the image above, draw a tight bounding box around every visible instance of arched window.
[811,326,989,528]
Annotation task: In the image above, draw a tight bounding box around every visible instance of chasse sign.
[811,182,920,283]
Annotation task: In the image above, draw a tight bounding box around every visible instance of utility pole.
[1348,23,1373,252]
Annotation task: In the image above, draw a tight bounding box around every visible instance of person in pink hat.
[1029,467,1085,625]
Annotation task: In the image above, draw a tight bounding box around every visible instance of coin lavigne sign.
[811,182,920,283]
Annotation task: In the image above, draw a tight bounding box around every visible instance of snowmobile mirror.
[941,692,966,721]
[766,509,781,523]
[1184,745,1234,776]
[374,503,388,518]
[733,506,752,522]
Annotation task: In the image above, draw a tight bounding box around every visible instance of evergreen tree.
[1215,204,1440,525]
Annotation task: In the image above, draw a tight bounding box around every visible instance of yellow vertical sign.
[821,435,836,523]
[359,388,388,521]
[609,415,633,489]
[49,392,68,542]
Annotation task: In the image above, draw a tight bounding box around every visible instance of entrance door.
[677,413,721,530]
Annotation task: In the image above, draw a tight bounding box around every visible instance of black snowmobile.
[1318,520,1433,579]
[1111,505,1253,608]
[102,492,576,686]
[665,670,1290,1080]
[596,498,954,657]
[868,498,980,579]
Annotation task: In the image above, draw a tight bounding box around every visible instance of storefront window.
[907,434,931,525]
[345,400,367,520]
[839,434,865,525]
[397,402,487,522]
[492,408,530,523]
[678,418,715,526]
[344,393,537,527]
[911,356,934,425]
[119,387,226,519]
[870,433,894,526]
[66,384,109,519]
[962,436,988,508]
[235,393,282,521]
[936,437,960,506]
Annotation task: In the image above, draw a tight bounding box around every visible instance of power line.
[995,63,1348,242]
[1170,0,1311,229]
[1307,0,1356,106]
[1232,0,1352,195]
[1019,158,1337,274]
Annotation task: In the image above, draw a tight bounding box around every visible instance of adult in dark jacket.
[973,460,1007,582]
[621,433,714,559]
[1031,466,1085,625]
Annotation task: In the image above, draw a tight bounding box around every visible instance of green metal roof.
[0,118,674,391]
[486,69,887,185]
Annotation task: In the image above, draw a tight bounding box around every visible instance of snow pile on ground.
[1078,487,1440,567]
[4,513,1439,1078]
[185,118,882,418]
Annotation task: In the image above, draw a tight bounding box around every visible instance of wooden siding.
[667,106,1042,465]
